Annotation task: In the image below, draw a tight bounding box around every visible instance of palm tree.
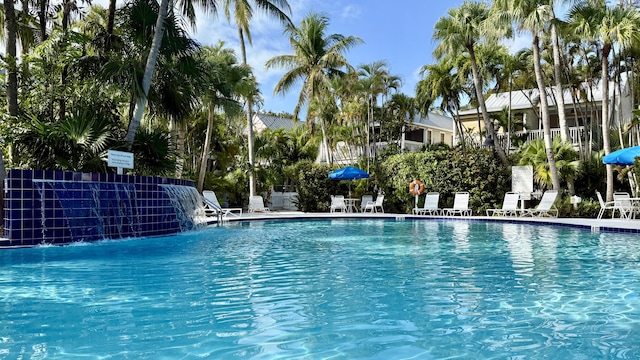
[491,0,561,190]
[569,0,640,201]
[196,44,255,192]
[124,0,221,149]
[416,59,465,145]
[386,93,416,150]
[433,1,510,166]
[265,12,362,165]
[222,0,292,197]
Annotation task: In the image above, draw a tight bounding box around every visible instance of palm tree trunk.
[39,0,48,41]
[5,0,18,118]
[198,108,215,192]
[320,118,332,164]
[468,46,510,166]
[124,0,170,149]
[106,0,117,51]
[3,0,18,229]
[551,22,570,143]
[602,44,614,201]
[238,26,257,197]
[532,34,561,191]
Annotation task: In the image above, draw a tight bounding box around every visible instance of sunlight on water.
[1,219,640,359]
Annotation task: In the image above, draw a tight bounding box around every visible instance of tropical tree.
[222,0,292,197]
[124,0,220,149]
[518,138,580,194]
[265,12,362,164]
[415,59,466,145]
[569,0,640,201]
[433,1,510,166]
[491,0,560,190]
[196,44,255,192]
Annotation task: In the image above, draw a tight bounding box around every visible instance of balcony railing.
[496,126,584,150]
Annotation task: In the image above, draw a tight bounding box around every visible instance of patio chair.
[613,192,635,219]
[596,191,617,219]
[360,195,373,212]
[363,194,385,213]
[444,192,472,216]
[414,192,441,215]
[248,195,271,213]
[330,195,348,213]
[202,190,242,218]
[521,190,558,217]
[486,192,520,217]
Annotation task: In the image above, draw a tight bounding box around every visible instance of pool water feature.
[1,219,639,359]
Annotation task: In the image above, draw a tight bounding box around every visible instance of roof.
[252,113,298,132]
[409,112,454,132]
[458,78,627,116]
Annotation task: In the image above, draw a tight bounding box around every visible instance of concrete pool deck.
[223,211,640,233]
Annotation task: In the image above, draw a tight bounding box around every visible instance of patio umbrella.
[602,145,640,166]
[328,166,370,180]
[328,166,369,196]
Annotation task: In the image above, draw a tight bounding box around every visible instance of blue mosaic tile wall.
[1,169,198,247]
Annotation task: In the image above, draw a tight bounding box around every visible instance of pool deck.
[224,211,640,233]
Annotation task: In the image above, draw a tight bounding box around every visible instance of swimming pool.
[1,219,639,359]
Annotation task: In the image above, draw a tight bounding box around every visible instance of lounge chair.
[444,192,472,216]
[203,190,242,218]
[363,194,384,213]
[360,195,373,212]
[486,192,520,217]
[330,195,348,213]
[248,195,271,213]
[613,192,635,219]
[414,192,441,215]
[596,191,616,219]
[521,190,558,217]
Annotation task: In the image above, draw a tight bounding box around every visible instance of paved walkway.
[221,211,640,233]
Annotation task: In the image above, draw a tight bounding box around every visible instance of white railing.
[496,126,584,149]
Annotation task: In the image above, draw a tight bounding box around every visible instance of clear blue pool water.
[1,219,640,359]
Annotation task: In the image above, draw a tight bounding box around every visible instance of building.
[456,78,632,150]
[317,112,455,164]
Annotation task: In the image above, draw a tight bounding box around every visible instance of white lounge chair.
[203,190,242,218]
[363,194,384,213]
[486,192,520,217]
[330,195,348,213]
[444,192,472,216]
[414,192,441,215]
[248,195,271,213]
[613,192,635,219]
[360,195,373,212]
[521,190,558,217]
[596,191,616,219]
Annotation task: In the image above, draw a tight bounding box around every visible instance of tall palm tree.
[358,60,396,165]
[433,1,510,166]
[196,44,255,192]
[491,0,561,190]
[124,0,220,149]
[222,0,292,197]
[569,0,640,201]
[265,12,362,165]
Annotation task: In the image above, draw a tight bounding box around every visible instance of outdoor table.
[344,198,360,213]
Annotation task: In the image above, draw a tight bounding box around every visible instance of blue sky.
[192,0,474,115]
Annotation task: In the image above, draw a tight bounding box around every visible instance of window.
[426,130,432,144]
[441,133,446,144]
[404,128,424,142]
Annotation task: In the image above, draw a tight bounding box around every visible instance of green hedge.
[288,148,511,214]
[376,147,511,214]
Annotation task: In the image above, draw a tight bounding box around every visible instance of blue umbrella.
[328,166,370,180]
[602,146,640,166]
